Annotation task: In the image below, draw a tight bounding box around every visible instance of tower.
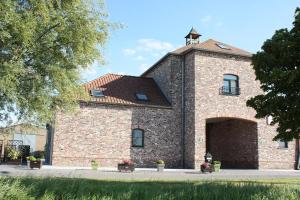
[185,27,201,45]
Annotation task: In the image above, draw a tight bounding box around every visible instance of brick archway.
[206,118,258,169]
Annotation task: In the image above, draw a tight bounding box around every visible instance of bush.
[213,161,221,165]
[91,160,99,170]
[156,160,165,165]
[26,156,36,161]
[6,148,21,160]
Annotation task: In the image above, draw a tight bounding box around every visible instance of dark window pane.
[132,129,144,147]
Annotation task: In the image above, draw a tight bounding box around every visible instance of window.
[132,129,144,147]
[220,74,240,95]
[216,43,231,50]
[278,139,288,149]
[91,89,104,97]
[136,93,148,101]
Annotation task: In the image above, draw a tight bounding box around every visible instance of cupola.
[185,27,201,45]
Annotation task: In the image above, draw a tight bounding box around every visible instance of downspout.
[46,115,56,165]
[297,139,300,170]
[181,56,186,168]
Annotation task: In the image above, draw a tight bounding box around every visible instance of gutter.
[181,55,186,168]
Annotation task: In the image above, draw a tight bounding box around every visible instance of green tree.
[247,8,300,141]
[0,0,111,125]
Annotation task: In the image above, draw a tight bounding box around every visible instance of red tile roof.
[172,39,252,57]
[83,74,171,108]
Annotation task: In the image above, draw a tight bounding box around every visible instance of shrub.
[213,161,221,165]
[156,160,165,165]
[122,159,133,165]
[26,156,36,161]
[6,148,21,160]
[91,160,99,170]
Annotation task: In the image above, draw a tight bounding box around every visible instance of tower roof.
[185,27,201,38]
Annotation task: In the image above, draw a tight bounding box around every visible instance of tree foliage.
[0,0,110,125]
[247,8,300,141]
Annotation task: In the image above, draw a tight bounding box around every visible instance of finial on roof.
[185,27,201,45]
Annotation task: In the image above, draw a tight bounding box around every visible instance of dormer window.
[91,89,104,97]
[220,74,240,95]
[136,93,148,101]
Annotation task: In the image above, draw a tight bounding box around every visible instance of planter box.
[118,163,134,172]
[157,164,165,172]
[6,159,22,165]
[30,160,42,169]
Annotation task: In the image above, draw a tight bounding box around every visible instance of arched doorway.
[206,117,258,169]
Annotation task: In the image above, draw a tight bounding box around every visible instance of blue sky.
[81,0,299,82]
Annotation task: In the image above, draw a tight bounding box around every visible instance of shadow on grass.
[1,177,300,200]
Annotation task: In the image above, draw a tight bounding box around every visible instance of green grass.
[0,177,300,200]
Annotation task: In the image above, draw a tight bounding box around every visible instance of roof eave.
[79,100,172,110]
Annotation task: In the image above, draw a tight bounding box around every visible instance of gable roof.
[172,39,252,57]
[142,39,252,76]
[83,74,171,108]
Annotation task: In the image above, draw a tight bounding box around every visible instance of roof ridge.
[85,73,155,85]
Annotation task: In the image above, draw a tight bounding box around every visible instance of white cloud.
[137,39,174,52]
[80,60,112,81]
[201,15,212,23]
[216,22,223,27]
[135,55,145,60]
[122,48,136,56]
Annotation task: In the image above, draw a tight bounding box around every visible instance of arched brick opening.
[206,117,258,169]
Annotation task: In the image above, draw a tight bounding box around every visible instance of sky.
[81,0,300,82]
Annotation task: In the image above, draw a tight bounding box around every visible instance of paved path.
[1,165,300,181]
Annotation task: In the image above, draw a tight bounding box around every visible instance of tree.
[0,0,111,125]
[247,7,300,141]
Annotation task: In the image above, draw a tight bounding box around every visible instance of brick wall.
[191,51,296,169]
[207,119,258,169]
[52,103,182,168]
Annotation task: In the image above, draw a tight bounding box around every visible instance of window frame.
[222,74,240,95]
[90,89,105,97]
[132,128,144,148]
[135,93,149,101]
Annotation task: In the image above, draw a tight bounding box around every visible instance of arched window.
[221,74,240,95]
[132,129,144,147]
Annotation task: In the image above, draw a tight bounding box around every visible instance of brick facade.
[52,103,182,168]
[52,38,298,169]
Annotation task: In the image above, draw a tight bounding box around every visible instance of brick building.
[50,28,299,169]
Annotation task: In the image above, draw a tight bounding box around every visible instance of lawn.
[0,177,300,200]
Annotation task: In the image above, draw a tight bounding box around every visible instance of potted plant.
[34,151,45,164]
[117,159,134,172]
[6,147,21,165]
[213,161,221,172]
[91,160,99,170]
[27,156,42,169]
[156,160,165,172]
[200,162,213,173]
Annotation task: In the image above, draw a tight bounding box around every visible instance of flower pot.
[201,162,213,173]
[30,160,42,169]
[118,163,135,172]
[213,164,221,172]
[157,164,165,172]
